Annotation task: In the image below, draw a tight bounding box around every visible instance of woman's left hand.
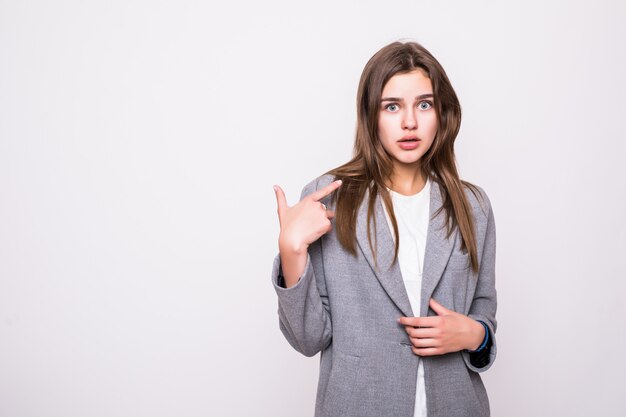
[398,299,485,356]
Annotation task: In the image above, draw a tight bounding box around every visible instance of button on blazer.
[272,174,497,417]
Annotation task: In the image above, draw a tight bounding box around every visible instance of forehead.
[382,69,433,96]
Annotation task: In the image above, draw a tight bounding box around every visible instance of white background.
[1,1,625,416]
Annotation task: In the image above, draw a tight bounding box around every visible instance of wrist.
[278,239,309,289]
[466,320,489,353]
[278,236,308,256]
[466,319,487,351]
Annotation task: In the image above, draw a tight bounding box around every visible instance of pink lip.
[398,137,420,150]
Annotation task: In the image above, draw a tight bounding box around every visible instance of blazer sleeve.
[271,177,333,357]
[462,187,498,373]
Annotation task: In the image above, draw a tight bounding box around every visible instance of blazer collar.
[355,180,454,317]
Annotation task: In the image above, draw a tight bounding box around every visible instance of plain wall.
[1,0,625,416]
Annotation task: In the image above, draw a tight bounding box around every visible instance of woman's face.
[377,69,438,170]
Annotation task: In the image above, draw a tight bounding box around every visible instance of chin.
[397,154,423,164]
[395,158,422,167]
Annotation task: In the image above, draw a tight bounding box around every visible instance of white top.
[382,177,431,417]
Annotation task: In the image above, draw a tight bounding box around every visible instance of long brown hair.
[327,41,483,273]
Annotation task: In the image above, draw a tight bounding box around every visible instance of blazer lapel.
[355,188,413,317]
[355,180,455,318]
[420,180,455,316]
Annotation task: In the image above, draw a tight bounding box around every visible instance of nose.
[402,108,417,130]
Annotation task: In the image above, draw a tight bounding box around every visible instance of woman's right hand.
[273,180,342,287]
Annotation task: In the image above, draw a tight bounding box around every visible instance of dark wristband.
[467,321,489,353]
[467,320,492,368]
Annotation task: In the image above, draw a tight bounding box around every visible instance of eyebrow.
[381,94,434,102]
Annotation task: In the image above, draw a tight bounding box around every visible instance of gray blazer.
[271,174,497,417]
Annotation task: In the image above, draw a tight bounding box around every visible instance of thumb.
[273,185,288,217]
[429,298,449,316]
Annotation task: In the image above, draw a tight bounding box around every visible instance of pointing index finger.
[310,179,342,202]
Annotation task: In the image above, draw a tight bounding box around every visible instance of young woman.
[272,41,497,417]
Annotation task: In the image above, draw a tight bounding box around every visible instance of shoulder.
[461,181,493,222]
[300,173,337,200]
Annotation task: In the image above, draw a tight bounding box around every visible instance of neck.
[386,163,427,196]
